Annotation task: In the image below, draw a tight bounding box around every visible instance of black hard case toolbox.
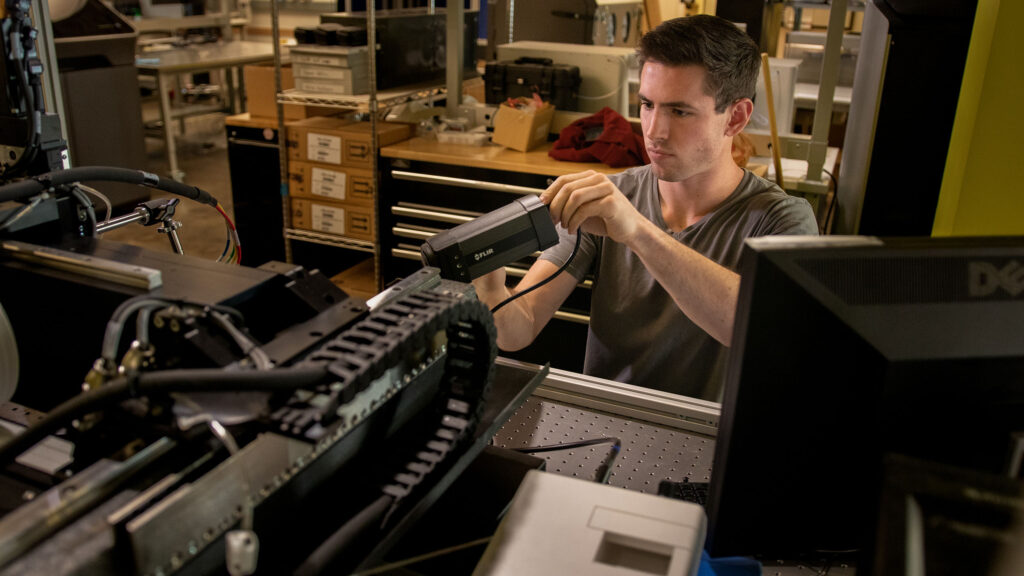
[321,11,478,90]
[484,57,581,111]
[294,24,368,46]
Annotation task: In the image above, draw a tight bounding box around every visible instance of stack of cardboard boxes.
[285,116,413,241]
[242,62,414,246]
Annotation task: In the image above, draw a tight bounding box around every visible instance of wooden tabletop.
[382,137,769,180]
[224,112,282,129]
[380,137,629,177]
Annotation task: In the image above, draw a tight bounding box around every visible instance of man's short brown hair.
[639,15,761,113]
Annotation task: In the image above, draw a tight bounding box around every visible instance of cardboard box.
[288,161,374,206]
[462,76,486,103]
[286,116,413,169]
[290,197,375,241]
[330,258,377,300]
[244,64,335,121]
[491,102,555,152]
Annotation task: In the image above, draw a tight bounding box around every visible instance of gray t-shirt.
[540,165,818,401]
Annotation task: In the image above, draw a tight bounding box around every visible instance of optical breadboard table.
[493,358,857,575]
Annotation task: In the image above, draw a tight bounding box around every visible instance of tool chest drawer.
[380,157,591,372]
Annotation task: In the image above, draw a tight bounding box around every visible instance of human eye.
[639,98,653,110]
[671,108,690,117]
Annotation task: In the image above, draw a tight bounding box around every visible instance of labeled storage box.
[290,197,375,241]
[290,45,370,95]
[290,45,369,69]
[293,63,364,81]
[244,64,335,121]
[288,161,374,205]
[286,116,413,169]
[491,102,555,152]
[294,75,369,96]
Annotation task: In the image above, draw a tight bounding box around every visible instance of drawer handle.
[227,138,278,149]
[391,206,474,224]
[504,266,593,289]
[392,226,435,241]
[391,170,546,196]
[392,247,423,261]
[553,310,590,324]
[347,143,371,158]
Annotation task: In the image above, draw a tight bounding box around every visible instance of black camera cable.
[490,231,583,314]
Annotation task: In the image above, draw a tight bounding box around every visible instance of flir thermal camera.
[420,195,559,282]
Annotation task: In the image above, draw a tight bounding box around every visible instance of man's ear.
[724,98,753,137]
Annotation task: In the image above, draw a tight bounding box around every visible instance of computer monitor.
[705,235,1024,561]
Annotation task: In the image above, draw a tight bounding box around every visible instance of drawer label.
[307,132,341,164]
[311,167,347,201]
[311,204,345,234]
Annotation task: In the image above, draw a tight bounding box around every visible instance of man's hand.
[543,170,741,346]
[541,171,645,243]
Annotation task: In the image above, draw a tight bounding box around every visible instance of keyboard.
[658,478,710,506]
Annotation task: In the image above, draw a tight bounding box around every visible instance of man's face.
[639,61,735,183]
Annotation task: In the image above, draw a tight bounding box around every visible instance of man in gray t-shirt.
[541,165,816,400]
[472,15,818,401]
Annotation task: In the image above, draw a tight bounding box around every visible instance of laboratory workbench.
[381,137,625,176]
[136,40,276,181]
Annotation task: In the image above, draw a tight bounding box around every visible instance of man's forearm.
[472,260,579,351]
[627,220,741,345]
[472,278,540,351]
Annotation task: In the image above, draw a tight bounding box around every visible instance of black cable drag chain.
[268,290,497,487]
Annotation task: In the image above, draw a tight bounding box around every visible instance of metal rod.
[806,0,848,182]
[391,170,545,196]
[95,209,148,235]
[163,225,184,255]
[446,0,464,117]
[390,206,474,225]
[270,0,292,265]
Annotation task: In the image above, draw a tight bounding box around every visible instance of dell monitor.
[704,235,1024,563]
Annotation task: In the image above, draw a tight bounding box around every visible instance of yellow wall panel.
[934,0,1024,236]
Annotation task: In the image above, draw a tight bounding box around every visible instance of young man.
[473,15,818,401]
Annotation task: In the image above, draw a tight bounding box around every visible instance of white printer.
[474,470,706,576]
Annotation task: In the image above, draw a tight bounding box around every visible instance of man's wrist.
[624,217,666,254]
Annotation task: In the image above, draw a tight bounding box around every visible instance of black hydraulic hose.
[0,166,219,206]
[0,365,330,470]
[292,493,394,576]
